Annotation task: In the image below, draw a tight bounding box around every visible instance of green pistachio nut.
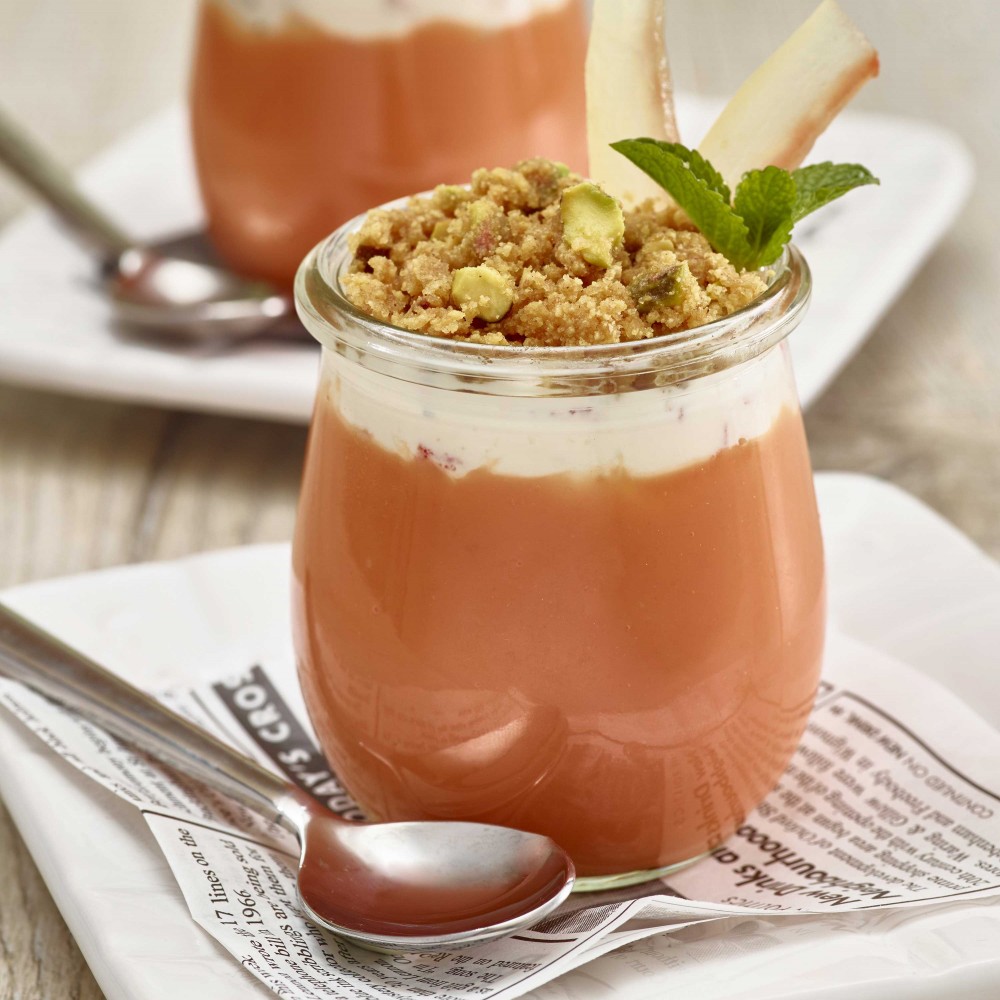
[432,184,467,212]
[516,158,573,206]
[464,199,506,257]
[560,182,625,268]
[629,263,688,315]
[467,200,497,227]
[451,265,514,322]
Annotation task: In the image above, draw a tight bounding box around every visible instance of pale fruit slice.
[587,0,679,205]
[698,0,879,192]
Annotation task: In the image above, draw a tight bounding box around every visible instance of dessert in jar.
[189,0,588,287]
[291,0,879,885]
[292,163,820,883]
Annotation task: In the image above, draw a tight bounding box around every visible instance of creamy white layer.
[214,0,572,38]
[318,342,798,479]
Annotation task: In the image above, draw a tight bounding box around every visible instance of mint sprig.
[609,139,749,266]
[610,139,879,271]
[655,142,731,203]
[791,162,879,221]
[734,166,797,269]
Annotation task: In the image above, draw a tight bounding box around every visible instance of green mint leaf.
[733,166,797,269]
[610,140,880,273]
[610,138,750,267]
[791,162,880,222]
[636,140,732,203]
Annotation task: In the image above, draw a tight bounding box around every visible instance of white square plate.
[0,101,973,422]
[1,472,999,1000]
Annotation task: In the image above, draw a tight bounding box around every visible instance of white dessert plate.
[0,100,973,422]
[1,472,999,1000]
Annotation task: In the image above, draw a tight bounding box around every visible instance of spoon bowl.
[107,246,297,340]
[0,106,299,341]
[291,806,574,949]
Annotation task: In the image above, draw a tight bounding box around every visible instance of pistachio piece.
[629,263,687,314]
[560,181,625,268]
[464,199,507,258]
[515,158,574,208]
[451,265,514,322]
[467,200,494,227]
[432,184,467,212]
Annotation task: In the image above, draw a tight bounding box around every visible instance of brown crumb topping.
[342,159,767,347]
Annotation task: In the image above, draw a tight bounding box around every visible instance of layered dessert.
[292,0,878,880]
[293,162,823,876]
[190,0,588,287]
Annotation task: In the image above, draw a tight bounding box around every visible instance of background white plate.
[0,101,974,422]
[1,472,999,1000]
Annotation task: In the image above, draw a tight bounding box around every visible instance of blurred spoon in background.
[0,105,300,341]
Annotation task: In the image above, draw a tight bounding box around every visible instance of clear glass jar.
[189,0,588,288]
[291,218,825,887]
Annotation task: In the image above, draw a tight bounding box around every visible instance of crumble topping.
[342,159,767,347]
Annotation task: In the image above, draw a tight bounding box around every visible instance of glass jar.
[291,219,825,887]
[189,0,588,288]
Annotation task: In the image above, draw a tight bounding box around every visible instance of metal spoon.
[0,603,575,951]
[0,106,297,340]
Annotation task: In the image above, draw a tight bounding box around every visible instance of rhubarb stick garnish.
[697,0,879,192]
[587,0,679,205]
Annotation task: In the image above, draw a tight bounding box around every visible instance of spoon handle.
[0,105,133,259]
[0,602,293,826]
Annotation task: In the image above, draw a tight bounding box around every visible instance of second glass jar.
[190,0,589,287]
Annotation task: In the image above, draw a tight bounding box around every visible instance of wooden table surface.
[2,3,999,997]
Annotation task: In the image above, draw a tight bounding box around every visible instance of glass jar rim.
[295,201,812,394]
